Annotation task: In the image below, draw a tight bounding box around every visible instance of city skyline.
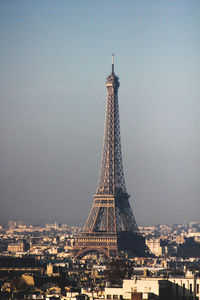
[0,0,200,226]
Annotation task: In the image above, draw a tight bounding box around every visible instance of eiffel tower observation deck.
[74,56,148,259]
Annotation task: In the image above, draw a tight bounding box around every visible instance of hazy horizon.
[1,218,197,228]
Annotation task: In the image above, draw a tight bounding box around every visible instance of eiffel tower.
[74,56,148,258]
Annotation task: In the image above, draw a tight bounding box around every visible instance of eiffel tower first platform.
[74,56,148,259]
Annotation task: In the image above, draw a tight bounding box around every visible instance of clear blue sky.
[0,0,200,226]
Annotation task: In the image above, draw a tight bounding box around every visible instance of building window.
[183,283,185,295]
[107,295,111,299]
[113,295,118,299]
[190,283,192,295]
[120,296,123,300]
[197,284,199,294]
[176,283,178,295]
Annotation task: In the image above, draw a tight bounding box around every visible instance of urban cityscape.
[1,1,199,300]
[1,221,200,299]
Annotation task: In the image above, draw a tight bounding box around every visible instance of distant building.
[46,264,53,276]
[175,235,185,244]
[0,257,43,275]
[7,240,29,253]
[8,220,16,228]
[46,222,59,230]
[105,276,200,300]
[7,241,25,253]
[146,238,163,256]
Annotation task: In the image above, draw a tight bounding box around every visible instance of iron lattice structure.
[74,56,148,258]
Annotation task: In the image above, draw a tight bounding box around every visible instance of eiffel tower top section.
[96,55,127,196]
[106,54,120,88]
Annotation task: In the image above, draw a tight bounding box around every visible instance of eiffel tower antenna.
[73,56,149,259]
[112,53,114,74]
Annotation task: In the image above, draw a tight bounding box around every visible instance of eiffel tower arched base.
[74,247,113,259]
[73,233,118,259]
[73,231,148,259]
